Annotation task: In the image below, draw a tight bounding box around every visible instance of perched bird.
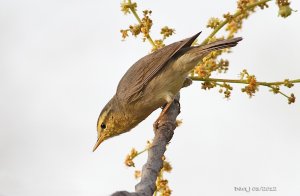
[93,32,242,151]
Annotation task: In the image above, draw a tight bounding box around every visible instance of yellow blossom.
[134,170,141,179]
[160,26,175,39]
[207,17,222,29]
[120,0,137,15]
[162,161,172,173]
[241,75,259,97]
[288,93,296,104]
[129,24,141,36]
[284,79,294,88]
[120,29,129,40]
[124,148,138,167]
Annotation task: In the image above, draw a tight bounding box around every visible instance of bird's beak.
[92,136,104,152]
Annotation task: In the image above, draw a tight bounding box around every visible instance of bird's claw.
[153,118,160,130]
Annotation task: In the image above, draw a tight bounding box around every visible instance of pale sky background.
[1,0,300,196]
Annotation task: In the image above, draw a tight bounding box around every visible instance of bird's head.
[92,97,131,152]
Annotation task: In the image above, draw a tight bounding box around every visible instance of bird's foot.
[153,101,174,130]
[153,118,160,130]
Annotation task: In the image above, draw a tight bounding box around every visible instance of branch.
[189,76,300,86]
[190,76,299,103]
[112,94,181,196]
[127,0,157,49]
[200,0,272,45]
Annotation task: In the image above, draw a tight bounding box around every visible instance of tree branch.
[190,76,300,86]
[112,94,181,196]
[200,0,272,45]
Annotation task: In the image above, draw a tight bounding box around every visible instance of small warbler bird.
[93,32,242,151]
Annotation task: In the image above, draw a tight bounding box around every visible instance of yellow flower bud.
[278,5,292,18]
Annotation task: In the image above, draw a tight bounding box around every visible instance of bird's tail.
[183,37,242,63]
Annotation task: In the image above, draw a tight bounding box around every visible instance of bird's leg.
[154,80,189,129]
[154,101,173,130]
[153,93,179,130]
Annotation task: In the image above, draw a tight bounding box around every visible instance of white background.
[1,0,300,195]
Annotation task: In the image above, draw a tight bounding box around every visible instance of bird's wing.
[116,32,201,104]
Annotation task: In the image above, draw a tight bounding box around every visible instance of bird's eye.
[101,123,106,129]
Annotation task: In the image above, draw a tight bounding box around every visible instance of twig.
[200,0,272,45]
[128,0,157,49]
[189,76,300,86]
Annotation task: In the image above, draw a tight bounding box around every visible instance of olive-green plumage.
[93,32,242,151]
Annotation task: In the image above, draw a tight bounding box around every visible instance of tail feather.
[201,37,242,51]
[185,37,242,62]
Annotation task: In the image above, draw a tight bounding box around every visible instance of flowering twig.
[201,0,271,45]
[127,0,156,48]
[120,0,175,51]
[190,77,300,86]
[124,143,151,167]
[190,76,299,104]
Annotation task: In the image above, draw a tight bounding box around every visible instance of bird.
[93,32,242,151]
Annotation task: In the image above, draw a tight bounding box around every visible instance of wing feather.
[116,32,201,103]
